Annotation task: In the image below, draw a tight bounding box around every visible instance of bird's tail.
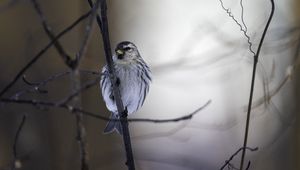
[103,113,123,135]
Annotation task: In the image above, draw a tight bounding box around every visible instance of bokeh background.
[0,0,299,170]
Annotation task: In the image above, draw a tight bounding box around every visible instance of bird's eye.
[123,47,131,51]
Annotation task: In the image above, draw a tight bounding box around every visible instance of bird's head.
[114,41,140,63]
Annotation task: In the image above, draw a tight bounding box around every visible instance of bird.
[100,41,152,135]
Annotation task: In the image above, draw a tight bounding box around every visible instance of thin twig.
[240,0,247,33]
[87,0,103,33]
[59,78,100,107]
[30,0,74,67]
[22,75,40,86]
[0,9,93,97]
[12,115,26,170]
[245,161,251,170]
[220,147,258,170]
[239,1,275,169]
[219,0,255,55]
[0,98,210,123]
[72,0,99,70]
[128,100,211,123]
[79,69,100,75]
[250,75,289,109]
[11,70,99,99]
[21,76,48,94]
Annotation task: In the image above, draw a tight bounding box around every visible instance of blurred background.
[0,0,299,169]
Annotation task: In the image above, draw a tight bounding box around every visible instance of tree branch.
[29,0,74,68]
[239,0,275,169]
[0,98,211,123]
[11,70,99,99]
[93,0,136,169]
[128,100,211,123]
[12,115,26,170]
[87,0,103,33]
[219,0,255,55]
[69,1,101,169]
[0,9,93,97]
[220,147,258,170]
[59,78,100,105]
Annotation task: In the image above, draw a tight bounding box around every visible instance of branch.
[59,78,100,105]
[95,0,136,169]
[12,115,26,170]
[70,1,101,170]
[220,147,258,170]
[29,0,74,68]
[0,98,211,123]
[87,0,103,33]
[128,100,211,123]
[21,75,48,94]
[11,70,99,99]
[239,0,275,169]
[250,74,289,109]
[219,0,255,55]
[72,0,99,70]
[0,9,93,97]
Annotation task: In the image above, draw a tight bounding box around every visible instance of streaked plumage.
[100,41,151,135]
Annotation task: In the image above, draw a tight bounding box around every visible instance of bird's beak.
[116,49,124,55]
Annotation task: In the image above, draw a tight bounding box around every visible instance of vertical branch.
[12,115,26,170]
[87,0,103,33]
[71,70,89,170]
[88,0,136,169]
[239,0,275,169]
[70,1,100,170]
[100,1,136,169]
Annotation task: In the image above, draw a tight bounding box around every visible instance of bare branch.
[21,75,48,94]
[87,0,103,33]
[59,78,100,105]
[0,98,211,123]
[240,0,248,33]
[0,9,93,97]
[22,75,40,86]
[29,0,74,67]
[70,1,101,169]
[219,0,255,55]
[128,100,211,123]
[11,70,99,99]
[239,0,275,169]
[12,115,26,170]
[220,147,258,170]
[11,71,70,99]
[94,0,136,169]
[72,0,99,70]
[245,161,251,170]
